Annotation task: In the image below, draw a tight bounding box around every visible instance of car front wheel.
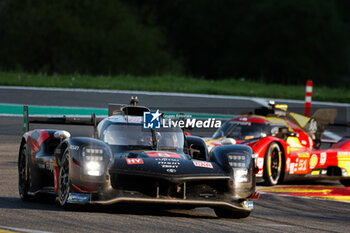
[58,149,72,208]
[263,142,283,186]
[18,144,30,201]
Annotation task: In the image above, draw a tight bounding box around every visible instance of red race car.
[205,102,350,186]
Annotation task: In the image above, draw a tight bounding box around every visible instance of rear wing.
[22,101,150,133]
[252,102,349,143]
[22,105,104,133]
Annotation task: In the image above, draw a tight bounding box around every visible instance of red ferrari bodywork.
[206,114,350,186]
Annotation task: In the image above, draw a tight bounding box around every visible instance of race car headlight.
[341,168,349,177]
[86,161,100,170]
[82,147,105,176]
[85,161,102,176]
[82,148,104,160]
[228,154,247,168]
[234,168,249,183]
[82,147,103,160]
[229,155,245,160]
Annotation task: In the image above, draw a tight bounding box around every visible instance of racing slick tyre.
[18,144,30,201]
[58,149,73,209]
[340,179,350,187]
[214,208,250,219]
[263,142,283,186]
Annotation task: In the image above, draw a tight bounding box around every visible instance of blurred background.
[0,0,349,87]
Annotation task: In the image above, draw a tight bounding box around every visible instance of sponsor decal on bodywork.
[297,152,310,158]
[310,154,318,169]
[242,201,254,209]
[156,158,180,169]
[126,158,144,165]
[320,152,327,165]
[68,193,90,203]
[311,170,320,175]
[297,159,308,172]
[286,158,290,171]
[109,115,142,123]
[289,163,295,174]
[337,151,350,175]
[257,157,264,169]
[166,169,177,173]
[146,152,182,159]
[69,145,79,150]
[338,151,350,156]
[193,161,213,168]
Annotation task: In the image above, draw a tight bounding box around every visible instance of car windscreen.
[156,127,184,151]
[213,121,270,140]
[102,123,184,151]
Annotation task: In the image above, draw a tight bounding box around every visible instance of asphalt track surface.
[1,86,350,233]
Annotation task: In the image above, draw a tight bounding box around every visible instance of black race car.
[18,98,258,218]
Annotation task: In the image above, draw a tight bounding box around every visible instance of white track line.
[0,226,52,233]
[323,130,342,141]
[0,102,105,109]
[0,114,22,117]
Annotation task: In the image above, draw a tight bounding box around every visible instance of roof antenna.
[130,96,139,106]
[268,100,275,109]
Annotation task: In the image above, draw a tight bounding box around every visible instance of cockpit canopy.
[100,122,184,152]
[213,120,273,140]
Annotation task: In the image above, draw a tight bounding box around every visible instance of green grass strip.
[0,104,107,116]
[0,71,349,103]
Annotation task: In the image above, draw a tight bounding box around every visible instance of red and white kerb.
[304,80,313,117]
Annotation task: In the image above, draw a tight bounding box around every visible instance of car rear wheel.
[263,142,283,186]
[340,179,350,187]
[18,144,30,201]
[58,149,72,208]
[214,208,251,219]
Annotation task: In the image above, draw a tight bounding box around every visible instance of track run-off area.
[1,86,350,233]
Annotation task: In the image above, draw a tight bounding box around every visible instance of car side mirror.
[54,130,71,141]
[222,138,236,145]
[186,136,208,161]
[286,132,299,137]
